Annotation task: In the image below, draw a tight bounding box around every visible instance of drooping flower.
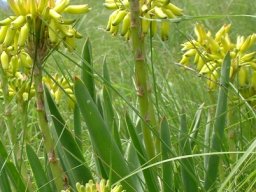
[43,73,74,108]
[180,23,256,103]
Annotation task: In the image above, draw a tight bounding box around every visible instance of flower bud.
[1,51,9,70]
[64,4,90,14]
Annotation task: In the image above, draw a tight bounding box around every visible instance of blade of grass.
[0,163,11,192]
[189,103,204,148]
[204,110,212,171]
[0,141,26,192]
[26,144,52,192]
[160,117,174,192]
[125,114,159,192]
[179,111,198,192]
[74,104,82,149]
[218,139,256,191]
[204,52,231,191]
[102,59,122,151]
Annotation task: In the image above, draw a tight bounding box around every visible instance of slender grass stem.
[0,66,17,163]
[129,0,157,159]
[17,100,33,190]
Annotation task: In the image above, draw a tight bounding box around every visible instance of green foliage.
[0,141,26,192]
[26,144,52,192]
[179,112,199,192]
[45,86,93,186]
[74,77,139,192]
[0,1,256,192]
[160,118,174,192]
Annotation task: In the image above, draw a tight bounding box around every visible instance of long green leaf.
[0,141,26,192]
[204,110,212,171]
[0,162,11,192]
[102,60,122,151]
[189,103,204,148]
[81,38,95,101]
[26,144,52,192]
[45,87,93,185]
[74,104,82,149]
[74,78,139,192]
[5,162,27,192]
[160,117,174,192]
[179,112,198,192]
[125,114,159,192]
[204,52,231,191]
[218,139,256,191]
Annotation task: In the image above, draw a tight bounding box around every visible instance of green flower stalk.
[104,0,183,158]
[180,24,256,104]
[0,0,90,190]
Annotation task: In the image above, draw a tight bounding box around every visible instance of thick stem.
[33,63,66,191]
[129,0,157,158]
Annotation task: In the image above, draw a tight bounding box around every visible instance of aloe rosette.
[180,24,256,102]
[104,0,183,40]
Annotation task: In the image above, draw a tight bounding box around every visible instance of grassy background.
[0,0,256,191]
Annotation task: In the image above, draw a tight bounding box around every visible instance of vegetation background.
[0,0,256,191]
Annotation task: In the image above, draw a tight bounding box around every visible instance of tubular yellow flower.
[54,0,70,12]
[18,23,29,47]
[63,4,91,14]
[1,51,9,70]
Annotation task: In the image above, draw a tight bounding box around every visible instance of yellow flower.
[43,74,74,107]
[61,179,125,192]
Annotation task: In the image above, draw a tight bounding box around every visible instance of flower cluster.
[0,71,35,102]
[0,0,90,72]
[104,0,183,40]
[180,23,256,99]
[0,0,89,103]
[43,73,74,107]
[0,72,74,106]
[62,180,125,192]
